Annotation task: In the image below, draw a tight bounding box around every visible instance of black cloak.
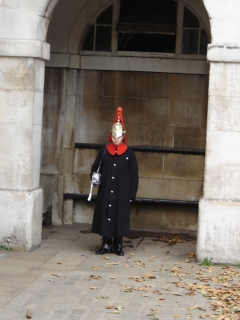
[91,145,138,238]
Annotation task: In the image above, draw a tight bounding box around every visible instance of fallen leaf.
[96,295,109,299]
[129,276,144,282]
[50,273,60,277]
[136,287,151,292]
[145,272,157,279]
[198,307,206,311]
[121,286,133,292]
[90,286,97,290]
[173,292,182,296]
[115,306,124,311]
[106,305,115,309]
[103,256,109,260]
[188,305,198,310]
[89,275,102,280]
[92,265,100,270]
[149,309,160,314]
[160,235,190,246]
[163,287,171,291]
[135,260,147,267]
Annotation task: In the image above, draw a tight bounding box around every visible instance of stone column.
[0,40,49,251]
[197,45,240,264]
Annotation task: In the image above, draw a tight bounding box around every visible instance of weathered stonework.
[0,189,43,251]
[69,70,206,230]
[0,0,240,263]
[197,199,240,264]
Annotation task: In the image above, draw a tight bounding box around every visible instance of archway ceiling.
[2,0,240,48]
[47,0,210,54]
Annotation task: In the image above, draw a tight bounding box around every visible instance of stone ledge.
[46,53,209,74]
[0,39,50,60]
[207,44,240,63]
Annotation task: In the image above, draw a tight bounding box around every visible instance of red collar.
[107,143,128,155]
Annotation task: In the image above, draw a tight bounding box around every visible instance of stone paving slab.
[0,270,212,320]
[0,225,239,319]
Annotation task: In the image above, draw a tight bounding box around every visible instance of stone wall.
[41,68,77,224]
[41,68,208,231]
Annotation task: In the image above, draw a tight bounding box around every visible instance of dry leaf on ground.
[50,273,60,277]
[92,265,100,270]
[88,275,102,280]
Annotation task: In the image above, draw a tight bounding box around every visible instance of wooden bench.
[64,193,198,206]
[64,142,204,207]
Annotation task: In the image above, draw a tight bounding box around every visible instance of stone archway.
[42,0,240,263]
[0,0,240,263]
[42,0,210,230]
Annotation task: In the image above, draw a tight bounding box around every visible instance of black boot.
[113,237,124,256]
[95,237,113,255]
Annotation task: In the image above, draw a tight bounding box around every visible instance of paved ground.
[0,225,239,320]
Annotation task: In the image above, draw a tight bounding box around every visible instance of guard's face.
[111,135,124,146]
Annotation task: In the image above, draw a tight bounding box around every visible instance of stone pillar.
[197,45,240,264]
[41,68,77,225]
[0,41,49,250]
[63,69,78,225]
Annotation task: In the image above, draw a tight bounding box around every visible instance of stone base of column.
[197,198,240,264]
[0,189,43,251]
